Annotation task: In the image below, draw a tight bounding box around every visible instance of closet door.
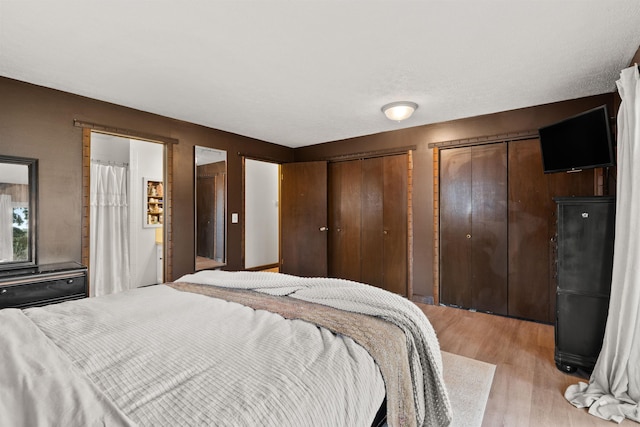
[382,154,408,295]
[328,160,362,281]
[196,176,216,259]
[440,144,508,314]
[508,139,550,321]
[440,147,473,307]
[471,144,508,314]
[361,157,384,288]
[508,139,596,323]
[327,154,408,295]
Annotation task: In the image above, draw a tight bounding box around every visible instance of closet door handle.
[466,234,472,239]
[319,226,329,232]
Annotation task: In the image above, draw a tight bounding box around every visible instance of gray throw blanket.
[175,271,452,427]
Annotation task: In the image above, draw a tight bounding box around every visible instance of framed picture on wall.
[144,177,163,228]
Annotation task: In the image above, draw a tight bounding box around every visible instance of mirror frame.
[194,146,227,270]
[0,155,38,270]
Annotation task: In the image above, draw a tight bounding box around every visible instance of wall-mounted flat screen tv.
[538,105,615,174]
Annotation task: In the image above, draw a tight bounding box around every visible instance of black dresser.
[554,196,615,373]
[0,262,88,309]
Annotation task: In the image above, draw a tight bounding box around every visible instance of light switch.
[231,213,239,223]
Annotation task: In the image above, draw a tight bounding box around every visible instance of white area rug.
[441,351,496,427]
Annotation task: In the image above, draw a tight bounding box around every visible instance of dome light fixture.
[381,101,418,121]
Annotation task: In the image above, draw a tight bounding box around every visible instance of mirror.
[195,146,227,270]
[0,155,38,270]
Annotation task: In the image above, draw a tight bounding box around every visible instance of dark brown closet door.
[508,139,596,323]
[382,154,408,295]
[196,176,216,259]
[508,139,551,321]
[328,160,362,281]
[471,144,508,315]
[327,154,408,295]
[361,157,384,288]
[440,144,508,314]
[440,147,473,308]
[280,161,328,277]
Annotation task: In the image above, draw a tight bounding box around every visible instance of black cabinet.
[554,196,615,372]
[0,262,87,309]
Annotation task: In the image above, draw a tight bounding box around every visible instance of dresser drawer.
[0,276,86,309]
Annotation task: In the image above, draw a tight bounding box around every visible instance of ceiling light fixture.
[381,101,418,121]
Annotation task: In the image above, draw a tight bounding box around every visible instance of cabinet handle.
[0,289,6,294]
[466,234,472,239]
[319,226,329,232]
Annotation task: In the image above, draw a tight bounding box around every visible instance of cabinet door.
[328,160,362,281]
[280,161,328,277]
[557,199,615,296]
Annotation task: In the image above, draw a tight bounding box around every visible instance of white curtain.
[90,163,131,297]
[0,194,13,262]
[565,65,640,423]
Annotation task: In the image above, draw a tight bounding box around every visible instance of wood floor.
[417,303,614,427]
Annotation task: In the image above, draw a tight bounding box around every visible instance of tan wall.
[294,93,616,298]
[0,77,294,279]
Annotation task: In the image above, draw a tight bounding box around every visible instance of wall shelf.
[144,177,163,228]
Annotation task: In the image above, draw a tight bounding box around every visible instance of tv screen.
[538,105,615,174]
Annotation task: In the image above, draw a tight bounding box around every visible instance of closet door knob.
[319,226,329,232]
[466,234,472,239]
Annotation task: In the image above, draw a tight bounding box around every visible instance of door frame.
[77,121,177,294]
[241,156,280,271]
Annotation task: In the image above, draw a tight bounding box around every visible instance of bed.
[0,270,451,427]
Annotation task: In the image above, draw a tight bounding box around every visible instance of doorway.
[244,158,279,270]
[89,132,165,296]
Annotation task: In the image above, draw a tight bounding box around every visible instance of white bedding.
[176,270,452,427]
[3,285,385,426]
[0,309,134,427]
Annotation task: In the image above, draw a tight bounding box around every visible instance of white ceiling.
[1,1,639,148]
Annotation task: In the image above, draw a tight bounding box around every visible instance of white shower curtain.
[0,194,13,262]
[565,65,640,423]
[90,163,131,297]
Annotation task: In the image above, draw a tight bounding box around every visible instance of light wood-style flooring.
[417,303,615,427]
